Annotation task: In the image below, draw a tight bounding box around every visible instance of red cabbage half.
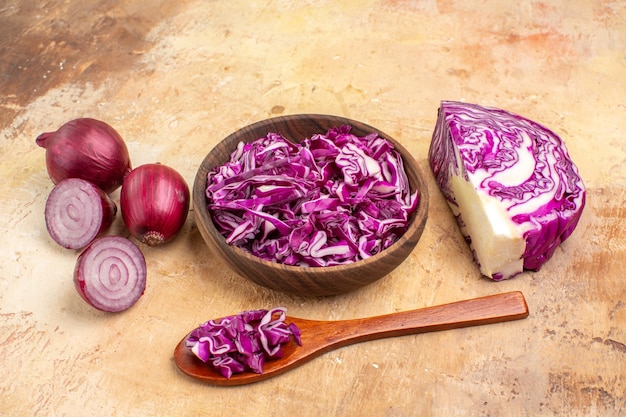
[205,126,418,267]
[429,101,586,280]
[185,308,302,378]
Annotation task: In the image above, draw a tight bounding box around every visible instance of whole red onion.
[121,163,190,246]
[36,118,132,193]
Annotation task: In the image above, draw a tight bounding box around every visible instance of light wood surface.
[1,1,624,416]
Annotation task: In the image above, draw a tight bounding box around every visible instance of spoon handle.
[312,291,528,349]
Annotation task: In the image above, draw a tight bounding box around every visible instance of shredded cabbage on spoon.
[206,126,419,266]
[186,308,302,378]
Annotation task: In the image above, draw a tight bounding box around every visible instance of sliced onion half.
[45,178,117,250]
[74,236,147,312]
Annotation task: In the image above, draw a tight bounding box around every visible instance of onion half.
[45,178,117,250]
[74,236,147,312]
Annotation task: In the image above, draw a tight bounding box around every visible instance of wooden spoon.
[174,291,529,386]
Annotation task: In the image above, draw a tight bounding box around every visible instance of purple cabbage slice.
[206,126,419,266]
[186,307,302,378]
[428,101,586,280]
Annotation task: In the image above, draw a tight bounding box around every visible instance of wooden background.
[1,1,624,416]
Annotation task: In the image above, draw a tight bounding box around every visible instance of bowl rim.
[192,113,429,275]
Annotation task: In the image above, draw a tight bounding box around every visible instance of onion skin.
[120,163,190,246]
[45,178,117,250]
[36,118,132,193]
[74,236,147,312]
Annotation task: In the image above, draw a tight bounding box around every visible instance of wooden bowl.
[193,114,429,297]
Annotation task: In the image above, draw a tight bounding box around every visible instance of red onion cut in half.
[121,163,190,246]
[36,118,132,193]
[74,236,147,312]
[45,178,117,250]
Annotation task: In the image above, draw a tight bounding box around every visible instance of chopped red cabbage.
[206,126,418,266]
[186,308,302,378]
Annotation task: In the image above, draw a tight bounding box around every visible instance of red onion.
[45,178,117,250]
[36,118,132,193]
[74,236,147,312]
[120,163,190,246]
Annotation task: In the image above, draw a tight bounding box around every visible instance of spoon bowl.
[174,291,529,386]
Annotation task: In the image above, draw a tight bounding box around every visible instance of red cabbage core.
[429,101,586,279]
